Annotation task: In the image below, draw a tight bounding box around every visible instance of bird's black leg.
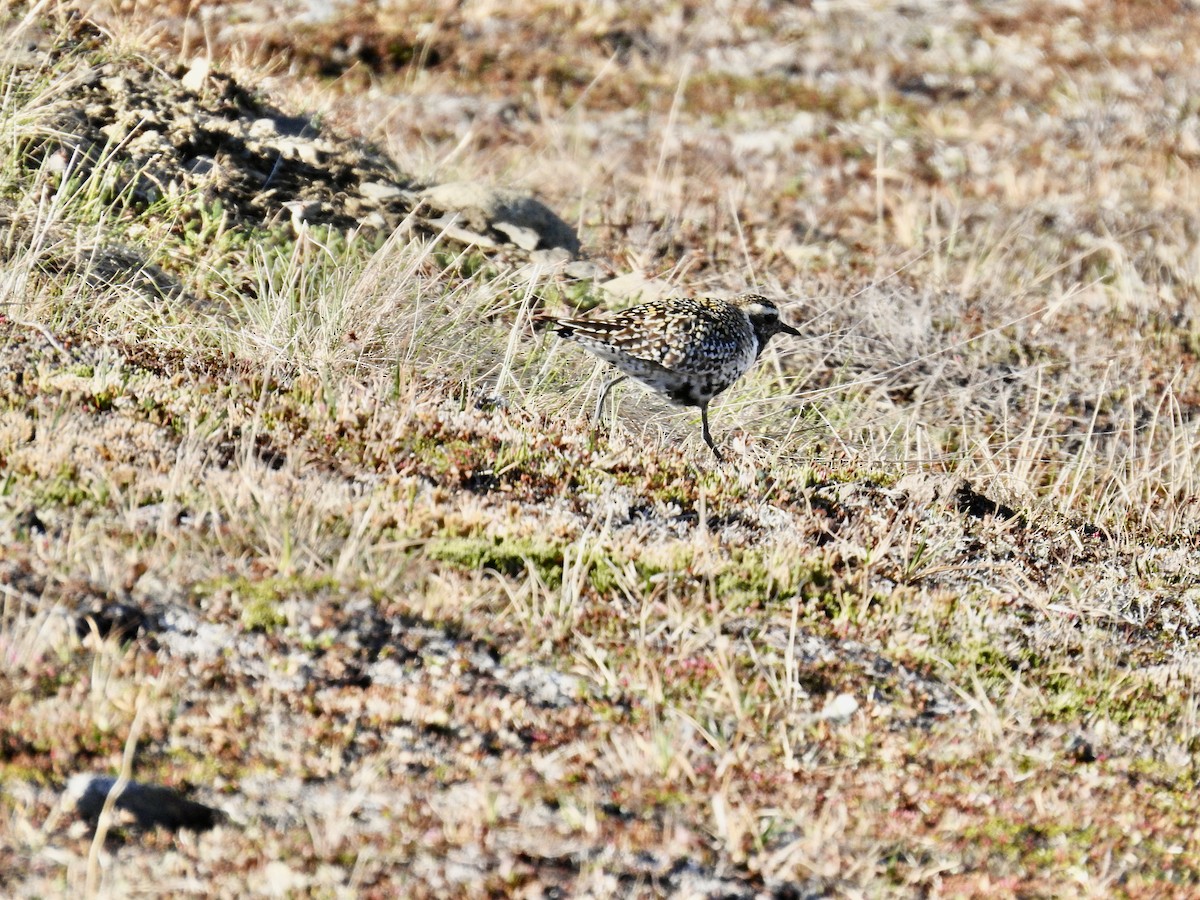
[594,375,628,424]
[700,403,723,460]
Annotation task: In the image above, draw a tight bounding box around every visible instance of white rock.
[818,693,859,723]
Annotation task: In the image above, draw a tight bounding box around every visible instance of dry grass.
[4,0,1200,896]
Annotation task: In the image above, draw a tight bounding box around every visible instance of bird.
[534,293,800,459]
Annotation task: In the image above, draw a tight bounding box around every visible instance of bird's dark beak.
[780,321,801,337]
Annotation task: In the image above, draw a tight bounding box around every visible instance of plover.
[536,294,799,458]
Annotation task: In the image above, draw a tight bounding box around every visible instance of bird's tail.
[532,314,571,336]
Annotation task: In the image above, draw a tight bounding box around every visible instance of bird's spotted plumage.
[536,294,800,457]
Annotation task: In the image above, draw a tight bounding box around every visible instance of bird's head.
[735,294,801,345]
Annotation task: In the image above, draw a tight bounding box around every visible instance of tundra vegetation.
[3,1,1200,896]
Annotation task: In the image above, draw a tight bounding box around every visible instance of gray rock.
[504,665,582,708]
[417,181,581,254]
[360,180,404,202]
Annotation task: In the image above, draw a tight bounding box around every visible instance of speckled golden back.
[557,297,755,374]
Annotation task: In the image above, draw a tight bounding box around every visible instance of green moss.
[0,762,58,786]
[241,593,288,633]
[37,461,107,507]
[588,558,619,595]
[406,434,488,477]
[1126,756,1200,791]
[959,819,1095,869]
[425,535,565,587]
[88,388,118,412]
[431,248,497,281]
[538,280,601,314]
[712,548,833,609]
[196,574,338,633]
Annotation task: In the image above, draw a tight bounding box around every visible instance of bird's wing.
[551,301,740,374]
[644,307,745,374]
